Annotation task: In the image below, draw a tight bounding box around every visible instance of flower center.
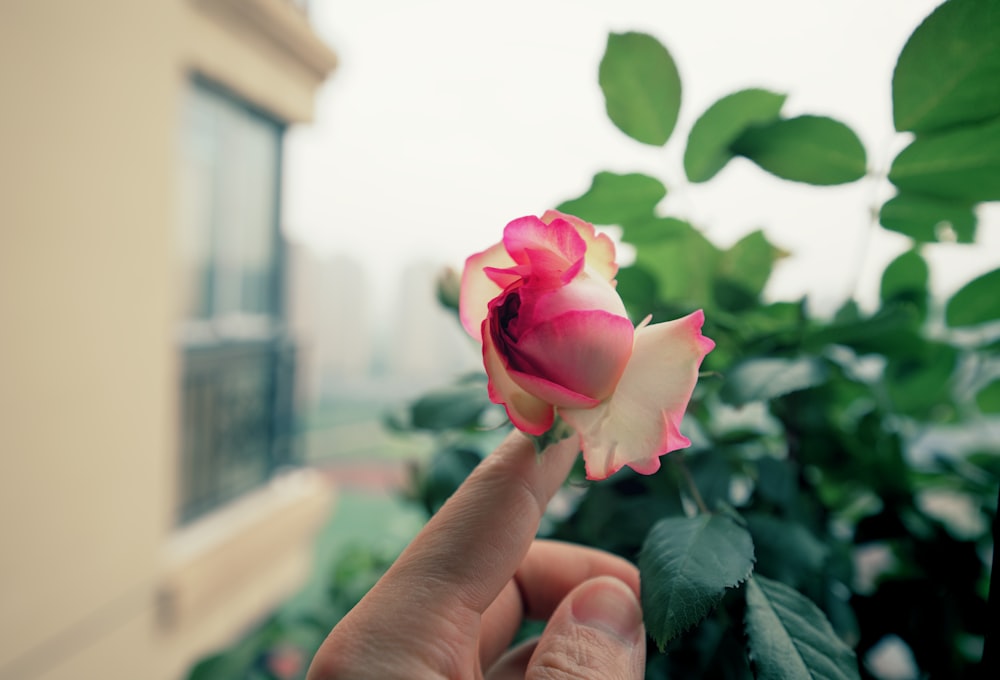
[491,291,522,349]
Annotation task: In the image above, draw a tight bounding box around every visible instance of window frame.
[175,75,297,524]
[177,75,288,348]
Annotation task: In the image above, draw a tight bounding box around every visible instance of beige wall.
[0,2,335,678]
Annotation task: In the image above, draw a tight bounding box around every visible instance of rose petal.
[460,241,514,341]
[503,215,587,272]
[509,310,634,401]
[483,317,554,434]
[506,368,601,409]
[560,310,715,480]
[483,265,524,290]
[541,210,618,283]
[524,272,628,322]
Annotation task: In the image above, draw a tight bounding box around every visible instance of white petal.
[459,241,514,341]
[560,311,714,480]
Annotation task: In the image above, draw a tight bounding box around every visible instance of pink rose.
[460,210,715,480]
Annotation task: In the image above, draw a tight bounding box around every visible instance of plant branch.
[979,482,999,676]
[674,452,710,515]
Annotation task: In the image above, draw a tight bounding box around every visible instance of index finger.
[382,430,580,614]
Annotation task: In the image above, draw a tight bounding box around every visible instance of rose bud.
[459,211,714,480]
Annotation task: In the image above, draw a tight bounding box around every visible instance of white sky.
[284,0,998,318]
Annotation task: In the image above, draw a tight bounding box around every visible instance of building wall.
[0,2,336,678]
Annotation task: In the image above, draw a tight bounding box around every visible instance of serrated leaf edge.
[641,513,757,650]
[743,575,861,680]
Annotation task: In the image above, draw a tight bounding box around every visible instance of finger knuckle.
[527,636,615,680]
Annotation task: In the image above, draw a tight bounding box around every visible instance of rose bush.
[186,6,998,678]
[459,210,714,480]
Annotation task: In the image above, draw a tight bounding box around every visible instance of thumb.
[527,576,646,679]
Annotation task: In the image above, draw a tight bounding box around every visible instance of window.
[176,79,297,523]
[178,78,283,335]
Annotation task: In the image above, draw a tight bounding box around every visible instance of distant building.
[289,251,480,407]
[0,1,336,678]
[386,259,481,388]
[287,246,376,403]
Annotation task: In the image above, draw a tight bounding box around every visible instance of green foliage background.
[189,1,998,678]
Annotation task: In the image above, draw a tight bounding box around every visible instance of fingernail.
[571,577,643,642]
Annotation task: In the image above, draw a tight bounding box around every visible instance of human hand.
[306,432,646,679]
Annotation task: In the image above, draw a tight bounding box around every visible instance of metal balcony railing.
[178,338,298,523]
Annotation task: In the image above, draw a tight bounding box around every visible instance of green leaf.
[529,417,574,454]
[833,299,861,324]
[744,576,861,680]
[880,249,928,302]
[565,476,684,555]
[415,446,483,515]
[888,350,957,421]
[721,357,829,406]
[880,249,929,323]
[945,267,1000,327]
[614,264,659,321]
[410,381,491,430]
[718,230,786,301]
[731,115,867,185]
[888,116,1000,201]
[599,32,681,146]
[556,171,666,225]
[967,451,1000,483]
[626,217,722,309]
[639,513,755,649]
[187,652,250,680]
[976,379,1000,414]
[879,192,977,243]
[735,301,807,342]
[892,0,1000,133]
[187,629,266,680]
[804,305,923,357]
[684,88,787,182]
[687,453,735,509]
[884,342,958,420]
[754,458,799,511]
[745,514,829,589]
[621,214,688,244]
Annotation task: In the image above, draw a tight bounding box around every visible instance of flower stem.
[979,482,999,676]
[674,452,709,515]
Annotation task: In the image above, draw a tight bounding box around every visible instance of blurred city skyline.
[287,244,481,406]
